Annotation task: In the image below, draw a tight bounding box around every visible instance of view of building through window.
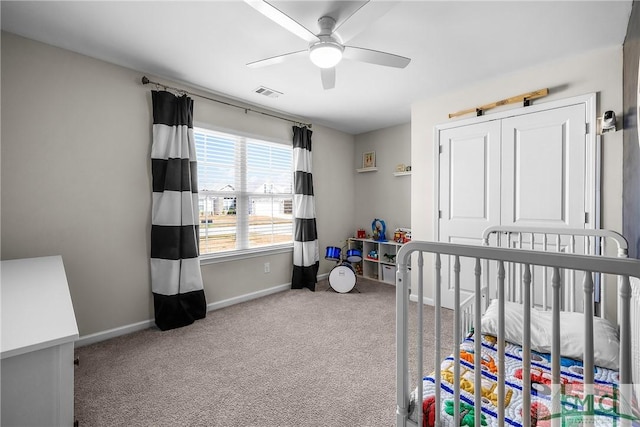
[194,127,293,255]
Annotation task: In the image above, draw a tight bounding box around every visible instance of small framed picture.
[363,151,376,168]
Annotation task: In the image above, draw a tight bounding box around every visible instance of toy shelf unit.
[348,238,404,284]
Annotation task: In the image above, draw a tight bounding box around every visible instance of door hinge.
[585,212,589,224]
[585,123,590,135]
[439,145,443,154]
[438,210,442,219]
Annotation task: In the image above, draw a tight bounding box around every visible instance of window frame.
[194,123,294,264]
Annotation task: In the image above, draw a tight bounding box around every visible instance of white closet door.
[438,103,588,310]
[501,103,586,228]
[438,120,501,308]
[500,103,587,310]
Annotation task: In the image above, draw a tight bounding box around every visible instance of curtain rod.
[141,76,312,128]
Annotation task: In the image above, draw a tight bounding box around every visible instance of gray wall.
[353,123,411,239]
[1,32,355,337]
[623,0,640,259]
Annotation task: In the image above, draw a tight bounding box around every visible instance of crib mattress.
[411,334,638,427]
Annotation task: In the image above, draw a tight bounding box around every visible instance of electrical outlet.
[264,262,270,273]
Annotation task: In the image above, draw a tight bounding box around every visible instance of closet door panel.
[502,104,588,309]
[505,124,566,222]
[438,120,501,306]
[439,120,501,242]
[501,104,586,228]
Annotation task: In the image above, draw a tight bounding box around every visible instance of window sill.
[199,244,293,265]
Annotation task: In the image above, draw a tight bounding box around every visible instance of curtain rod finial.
[141,76,150,85]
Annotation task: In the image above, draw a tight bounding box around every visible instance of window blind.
[194,128,293,254]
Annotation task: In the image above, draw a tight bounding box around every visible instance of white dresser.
[1,256,79,427]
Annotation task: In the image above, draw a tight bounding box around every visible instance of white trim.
[75,319,155,348]
[206,283,290,311]
[409,293,434,306]
[200,245,293,265]
[433,124,441,243]
[75,273,329,348]
[595,134,602,230]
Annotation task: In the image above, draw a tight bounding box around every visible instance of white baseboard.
[76,319,155,348]
[76,274,330,348]
[409,293,434,306]
[205,283,290,312]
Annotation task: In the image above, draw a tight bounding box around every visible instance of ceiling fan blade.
[245,0,319,44]
[321,67,336,90]
[333,1,399,44]
[343,46,411,68]
[247,50,307,68]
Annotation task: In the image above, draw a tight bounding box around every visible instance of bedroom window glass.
[194,127,293,256]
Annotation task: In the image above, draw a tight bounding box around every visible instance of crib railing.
[481,226,629,320]
[457,227,630,375]
[396,241,639,427]
[632,277,640,409]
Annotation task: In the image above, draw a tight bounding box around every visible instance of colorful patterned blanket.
[412,334,639,427]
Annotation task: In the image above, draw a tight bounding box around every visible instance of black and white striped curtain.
[150,91,206,330]
[291,126,319,291]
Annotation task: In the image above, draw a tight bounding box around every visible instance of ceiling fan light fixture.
[309,41,343,69]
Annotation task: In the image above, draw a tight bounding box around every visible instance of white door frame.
[433,92,598,243]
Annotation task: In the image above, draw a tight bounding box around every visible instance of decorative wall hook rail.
[448,88,549,119]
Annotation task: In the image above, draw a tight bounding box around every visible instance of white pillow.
[480,299,619,370]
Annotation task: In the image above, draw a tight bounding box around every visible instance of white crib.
[396,226,640,426]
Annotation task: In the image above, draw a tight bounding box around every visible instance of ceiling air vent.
[254,86,282,98]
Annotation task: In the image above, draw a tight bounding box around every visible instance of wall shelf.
[393,171,412,177]
[357,167,378,173]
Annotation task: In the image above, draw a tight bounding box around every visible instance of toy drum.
[346,249,362,263]
[329,262,356,293]
[325,246,341,261]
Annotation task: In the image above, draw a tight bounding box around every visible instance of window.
[194,127,293,257]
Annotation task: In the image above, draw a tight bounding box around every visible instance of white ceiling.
[1,1,633,135]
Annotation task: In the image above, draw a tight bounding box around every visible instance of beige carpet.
[74,278,453,427]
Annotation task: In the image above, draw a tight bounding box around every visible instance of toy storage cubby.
[348,238,406,285]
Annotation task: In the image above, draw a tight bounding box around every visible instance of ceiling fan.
[245,0,411,90]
